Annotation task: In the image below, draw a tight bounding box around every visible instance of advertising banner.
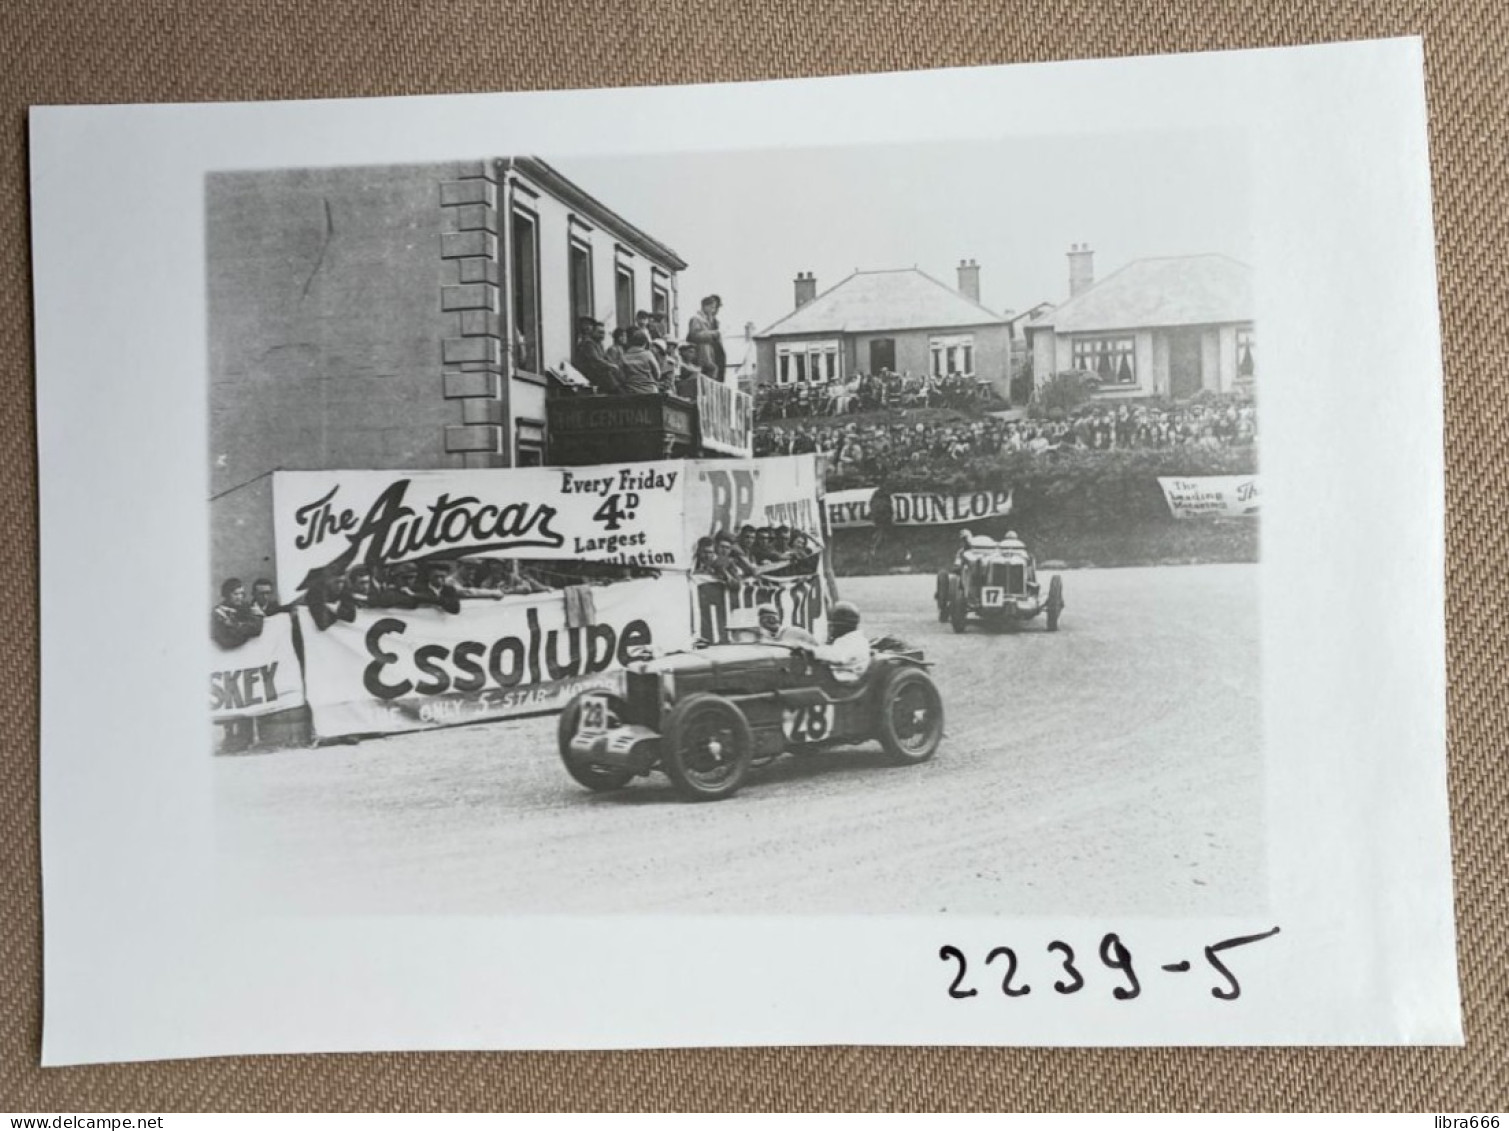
[273,463,688,594]
[888,488,1014,527]
[293,576,691,737]
[210,612,305,720]
[1157,476,1260,518]
[683,453,825,542]
[824,487,878,529]
[691,573,829,645]
[694,374,754,458]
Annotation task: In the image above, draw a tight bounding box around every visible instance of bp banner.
[694,374,754,458]
[824,487,877,529]
[889,488,1014,527]
[273,462,688,593]
[210,612,305,721]
[683,453,825,543]
[1157,476,1260,518]
[293,576,692,737]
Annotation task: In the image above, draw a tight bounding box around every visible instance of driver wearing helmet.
[811,600,871,683]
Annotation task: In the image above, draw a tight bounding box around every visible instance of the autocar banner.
[888,488,1014,527]
[293,576,692,737]
[273,463,689,595]
[1157,476,1260,518]
[210,612,305,721]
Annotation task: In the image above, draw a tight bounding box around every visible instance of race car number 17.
[782,702,831,742]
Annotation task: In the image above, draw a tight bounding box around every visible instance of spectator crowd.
[690,524,822,586]
[212,556,667,645]
[755,369,998,421]
[754,399,1258,483]
[567,294,727,398]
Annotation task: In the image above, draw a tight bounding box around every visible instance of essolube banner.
[294,576,689,736]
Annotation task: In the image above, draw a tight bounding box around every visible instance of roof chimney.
[956,258,981,303]
[794,271,817,309]
[1068,243,1095,297]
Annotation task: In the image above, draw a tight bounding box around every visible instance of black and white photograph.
[207,135,1262,917]
[32,40,1458,1062]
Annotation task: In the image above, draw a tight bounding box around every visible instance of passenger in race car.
[756,604,820,648]
[810,600,870,683]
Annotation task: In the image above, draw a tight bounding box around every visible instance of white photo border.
[32,38,1457,1063]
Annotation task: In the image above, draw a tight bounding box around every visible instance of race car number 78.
[782,702,831,742]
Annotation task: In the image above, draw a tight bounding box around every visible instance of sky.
[554,131,1252,340]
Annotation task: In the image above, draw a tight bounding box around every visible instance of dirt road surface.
[215,564,1262,916]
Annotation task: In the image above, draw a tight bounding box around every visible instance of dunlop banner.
[694,374,754,458]
[273,463,687,595]
[294,576,691,737]
[1157,476,1260,518]
[889,488,1014,527]
[210,612,305,720]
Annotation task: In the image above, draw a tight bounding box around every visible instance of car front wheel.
[661,693,754,801]
[876,667,945,764]
[557,694,636,792]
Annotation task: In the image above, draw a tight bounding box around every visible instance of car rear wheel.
[661,693,753,801]
[876,667,944,764]
[1046,575,1064,632]
[935,571,952,622]
[557,694,635,792]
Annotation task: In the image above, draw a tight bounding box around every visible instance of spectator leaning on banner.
[212,578,264,649]
[306,567,358,631]
[251,578,283,616]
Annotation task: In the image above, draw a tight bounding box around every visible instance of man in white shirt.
[811,601,871,683]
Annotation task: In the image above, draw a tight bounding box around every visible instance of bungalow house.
[1026,246,1255,400]
[753,262,1012,398]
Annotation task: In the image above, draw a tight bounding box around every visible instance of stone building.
[207,156,685,585]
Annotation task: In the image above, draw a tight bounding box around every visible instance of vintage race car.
[935,537,1064,633]
[557,641,944,801]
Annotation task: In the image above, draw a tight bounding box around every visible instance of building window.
[615,264,635,334]
[515,419,546,467]
[1236,327,1256,380]
[568,238,594,331]
[929,334,975,377]
[510,208,541,373]
[776,340,840,385]
[651,281,671,337]
[1072,336,1136,384]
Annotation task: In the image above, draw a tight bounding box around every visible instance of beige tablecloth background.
[2,0,1503,1112]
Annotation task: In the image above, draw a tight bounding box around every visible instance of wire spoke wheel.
[876,667,944,765]
[661,694,753,801]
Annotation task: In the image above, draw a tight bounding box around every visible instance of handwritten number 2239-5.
[940,928,1279,1002]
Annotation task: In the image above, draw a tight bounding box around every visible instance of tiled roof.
[756,268,1004,338]
[1028,254,1252,333]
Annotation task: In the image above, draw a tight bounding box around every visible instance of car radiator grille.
[624,672,661,728]
[990,562,1027,595]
